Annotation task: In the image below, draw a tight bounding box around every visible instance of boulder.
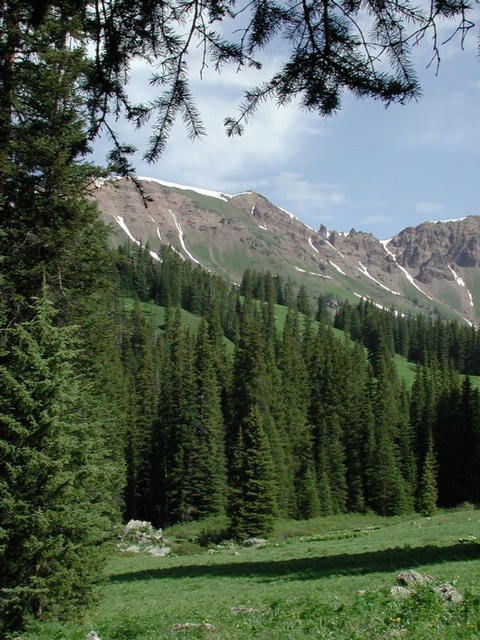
[149,546,171,557]
[396,570,432,587]
[118,519,168,555]
[243,537,267,547]
[231,606,263,614]
[390,585,413,600]
[434,583,464,605]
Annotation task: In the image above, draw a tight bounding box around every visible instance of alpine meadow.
[1,1,480,639]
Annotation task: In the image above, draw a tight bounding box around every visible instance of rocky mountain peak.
[93,177,480,325]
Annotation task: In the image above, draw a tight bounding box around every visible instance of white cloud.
[416,202,445,213]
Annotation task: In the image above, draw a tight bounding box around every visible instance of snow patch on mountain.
[308,236,319,254]
[329,260,346,276]
[449,264,476,310]
[138,177,230,202]
[295,266,331,278]
[448,264,465,287]
[432,217,466,224]
[324,237,344,258]
[357,262,401,296]
[170,245,185,260]
[279,206,299,222]
[114,216,141,245]
[168,209,206,268]
[380,239,433,301]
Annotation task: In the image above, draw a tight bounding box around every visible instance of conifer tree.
[184,319,227,518]
[0,289,115,633]
[417,440,438,516]
[229,405,276,539]
[122,299,158,519]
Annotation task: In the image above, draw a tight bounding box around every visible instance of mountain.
[94,177,480,324]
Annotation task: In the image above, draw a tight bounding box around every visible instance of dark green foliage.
[122,299,159,520]
[0,291,115,633]
[185,319,227,518]
[229,406,276,539]
[418,442,438,516]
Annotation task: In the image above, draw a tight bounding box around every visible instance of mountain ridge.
[94,177,480,325]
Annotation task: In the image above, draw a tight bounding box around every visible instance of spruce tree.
[229,405,276,539]
[184,319,227,518]
[417,441,438,516]
[0,289,115,634]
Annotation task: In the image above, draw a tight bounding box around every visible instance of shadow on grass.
[109,542,479,584]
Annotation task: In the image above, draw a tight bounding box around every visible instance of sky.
[92,10,480,240]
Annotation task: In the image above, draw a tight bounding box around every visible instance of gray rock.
[148,545,171,557]
[124,519,151,534]
[231,606,263,614]
[243,537,267,547]
[86,632,101,640]
[390,585,413,600]
[396,570,432,587]
[119,519,166,554]
[434,583,464,605]
[170,622,217,632]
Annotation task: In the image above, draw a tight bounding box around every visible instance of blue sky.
[92,15,480,240]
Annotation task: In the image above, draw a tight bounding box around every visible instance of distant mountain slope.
[94,177,480,325]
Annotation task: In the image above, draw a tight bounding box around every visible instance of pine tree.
[417,441,438,516]
[0,289,116,634]
[183,319,227,518]
[229,405,276,539]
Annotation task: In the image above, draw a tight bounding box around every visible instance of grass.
[23,509,480,639]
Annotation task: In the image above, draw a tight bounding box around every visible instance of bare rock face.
[391,217,480,273]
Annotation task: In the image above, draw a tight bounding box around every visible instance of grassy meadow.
[23,509,480,639]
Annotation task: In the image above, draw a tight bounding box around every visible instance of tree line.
[335,298,480,374]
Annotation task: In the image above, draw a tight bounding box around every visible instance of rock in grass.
[231,606,263,614]
[118,519,169,555]
[243,537,267,547]
[148,545,171,557]
[86,632,101,640]
[434,583,464,605]
[170,622,217,632]
[390,585,413,600]
[124,545,141,553]
[396,570,432,586]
